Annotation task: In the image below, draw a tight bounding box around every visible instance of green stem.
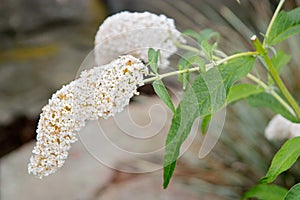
[219,51,258,63]
[263,0,286,47]
[143,66,201,84]
[143,51,258,84]
[252,35,300,120]
[264,55,300,119]
[246,74,294,116]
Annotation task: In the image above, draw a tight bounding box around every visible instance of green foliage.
[247,92,299,123]
[242,184,288,200]
[227,84,264,104]
[267,7,300,46]
[148,48,160,74]
[260,137,300,184]
[183,29,220,62]
[178,64,190,91]
[183,29,220,44]
[149,0,300,193]
[186,55,206,73]
[284,183,300,200]
[178,53,206,90]
[201,114,211,134]
[183,28,221,67]
[182,29,201,40]
[201,40,217,61]
[271,50,291,74]
[269,50,291,84]
[163,56,255,188]
[152,79,175,113]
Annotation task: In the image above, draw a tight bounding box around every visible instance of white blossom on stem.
[264,114,300,140]
[94,11,185,69]
[28,55,148,178]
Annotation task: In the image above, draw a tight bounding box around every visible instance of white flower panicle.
[264,114,300,140]
[94,11,185,69]
[28,55,148,178]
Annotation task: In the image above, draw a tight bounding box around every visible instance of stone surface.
[0,97,239,200]
[0,134,114,200]
[0,0,88,33]
[0,0,107,124]
[97,173,201,200]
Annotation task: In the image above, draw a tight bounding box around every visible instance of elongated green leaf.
[201,40,217,61]
[182,29,201,40]
[178,52,195,68]
[188,56,206,72]
[183,29,220,45]
[284,183,300,200]
[178,53,205,90]
[197,29,220,44]
[272,50,291,74]
[201,114,211,134]
[163,56,255,188]
[267,7,300,45]
[177,64,190,91]
[268,50,292,84]
[227,84,264,104]
[242,184,288,200]
[247,92,298,122]
[178,53,206,70]
[148,48,160,73]
[260,137,300,184]
[153,79,175,113]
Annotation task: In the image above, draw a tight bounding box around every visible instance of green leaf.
[197,29,220,44]
[187,56,206,73]
[271,50,291,74]
[182,73,190,91]
[178,53,205,90]
[284,183,300,200]
[148,48,160,73]
[201,40,217,61]
[201,114,211,134]
[260,137,300,184]
[227,84,264,104]
[178,52,194,71]
[268,50,291,84]
[163,55,255,188]
[267,7,300,45]
[153,79,176,113]
[178,53,206,70]
[247,92,298,123]
[182,29,201,40]
[242,184,288,200]
[183,29,220,45]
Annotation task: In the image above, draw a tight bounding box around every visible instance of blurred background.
[1,0,300,199]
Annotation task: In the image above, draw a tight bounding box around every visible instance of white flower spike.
[264,114,300,140]
[94,11,185,69]
[28,55,148,178]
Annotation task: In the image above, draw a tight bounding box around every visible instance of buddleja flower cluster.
[94,11,184,68]
[265,114,300,140]
[28,11,182,178]
[28,55,148,178]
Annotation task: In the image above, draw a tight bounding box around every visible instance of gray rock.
[0,0,89,33]
[0,131,114,200]
[0,0,107,124]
